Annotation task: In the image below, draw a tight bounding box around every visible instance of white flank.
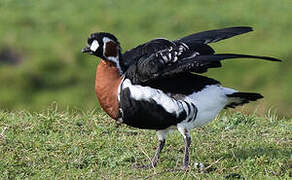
[181,85,236,129]
[90,40,99,52]
[121,79,184,116]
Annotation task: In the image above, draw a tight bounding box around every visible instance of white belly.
[178,85,236,130]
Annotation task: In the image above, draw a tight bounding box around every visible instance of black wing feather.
[161,53,281,75]
[121,38,175,72]
[176,26,253,45]
[125,52,281,84]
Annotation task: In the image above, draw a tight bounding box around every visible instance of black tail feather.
[225,92,263,108]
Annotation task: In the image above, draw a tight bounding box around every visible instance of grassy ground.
[0,105,291,179]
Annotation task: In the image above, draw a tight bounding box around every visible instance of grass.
[0,104,291,179]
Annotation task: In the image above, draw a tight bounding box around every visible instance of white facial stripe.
[90,40,99,52]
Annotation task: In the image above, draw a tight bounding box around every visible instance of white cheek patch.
[90,40,99,52]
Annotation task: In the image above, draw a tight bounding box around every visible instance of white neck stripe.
[103,37,123,74]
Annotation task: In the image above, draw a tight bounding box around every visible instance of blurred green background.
[0,0,291,116]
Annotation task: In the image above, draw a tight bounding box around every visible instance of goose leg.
[178,127,206,171]
[148,139,165,167]
[183,134,191,169]
[137,129,168,168]
[178,127,191,169]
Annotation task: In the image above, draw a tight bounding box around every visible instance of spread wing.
[121,26,253,71]
[123,27,281,84]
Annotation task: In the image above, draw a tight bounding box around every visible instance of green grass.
[0,105,291,179]
[0,0,291,116]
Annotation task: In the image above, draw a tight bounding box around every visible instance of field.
[0,105,291,179]
[0,0,291,116]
